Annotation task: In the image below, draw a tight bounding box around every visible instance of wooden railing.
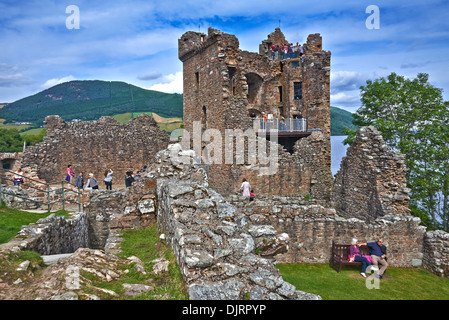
[0,168,82,212]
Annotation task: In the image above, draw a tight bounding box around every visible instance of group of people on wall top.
[349,238,388,279]
[270,42,304,61]
[66,165,108,191]
[63,164,146,191]
[249,111,304,131]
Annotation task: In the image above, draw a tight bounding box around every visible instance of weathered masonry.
[20,114,170,187]
[178,27,332,199]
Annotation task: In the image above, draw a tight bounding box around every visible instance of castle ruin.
[178,27,332,199]
[1,27,449,301]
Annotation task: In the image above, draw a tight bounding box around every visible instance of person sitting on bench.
[367,238,388,279]
[349,238,372,278]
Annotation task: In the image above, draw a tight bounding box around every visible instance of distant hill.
[330,106,357,136]
[0,80,183,126]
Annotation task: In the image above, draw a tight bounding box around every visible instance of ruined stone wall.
[423,230,449,278]
[231,131,332,201]
[229,195,426,267]
[179,27,332,198]
[332,126,411,223]
[80,144,321,299]
[20,114,170,186]
[0,213,87,255]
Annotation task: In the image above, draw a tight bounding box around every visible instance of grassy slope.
[0,206,70,244]
[277,263,449,300]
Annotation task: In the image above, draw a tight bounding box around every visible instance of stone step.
[42,253,73,265]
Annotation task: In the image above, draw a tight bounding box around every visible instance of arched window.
[245,73,263,105]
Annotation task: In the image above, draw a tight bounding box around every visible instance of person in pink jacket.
[65,164,75,183]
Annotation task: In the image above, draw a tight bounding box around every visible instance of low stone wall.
[229,196,426,267]
[156,179,320,300]
[0,213,87,255]
[83,188,157,253]
[1,187,41,210]
[423,230,449,277]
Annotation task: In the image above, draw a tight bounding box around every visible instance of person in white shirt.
[240,178,251,198]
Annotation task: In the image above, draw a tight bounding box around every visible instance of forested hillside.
[0,80,183,126]
[330,106,357,136]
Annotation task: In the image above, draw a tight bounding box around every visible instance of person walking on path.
[103,169,113,190]
[76,172,84,191]
[65,165,75,183]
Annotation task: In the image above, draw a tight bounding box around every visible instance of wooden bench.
[330,240,371,273]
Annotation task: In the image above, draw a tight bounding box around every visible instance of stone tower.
[178,27,332,197]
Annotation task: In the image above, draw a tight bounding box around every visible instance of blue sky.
[1,0,448,113]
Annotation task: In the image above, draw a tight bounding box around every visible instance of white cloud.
[0,73,33,87]
[148,72,183,94]
[42,75,76,89]
[331,71,378,93]
[330,91,361,113]
[331,91,360,104]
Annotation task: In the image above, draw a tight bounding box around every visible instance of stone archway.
[0,153,21,171]
[245,72,264,106]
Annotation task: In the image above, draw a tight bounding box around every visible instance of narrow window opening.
[294,82,303,100]
[202,106,207,128]
[195,72,199,89]
[228,67,237,96]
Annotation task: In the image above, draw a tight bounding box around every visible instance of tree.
[344,73,449,231]
[0,128,24,152]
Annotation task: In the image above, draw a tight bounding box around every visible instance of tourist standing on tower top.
[294,42,300,58]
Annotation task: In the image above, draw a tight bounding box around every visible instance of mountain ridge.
[0,80,183,126]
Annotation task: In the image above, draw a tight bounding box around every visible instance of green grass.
[112,111,183,133]
[0,205,187,300]
[20,128,44,136]
[86,224,188,300]
[0,205,70,244]
[277,263,449,300]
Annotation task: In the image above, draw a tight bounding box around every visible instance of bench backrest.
[332,241,370,259]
